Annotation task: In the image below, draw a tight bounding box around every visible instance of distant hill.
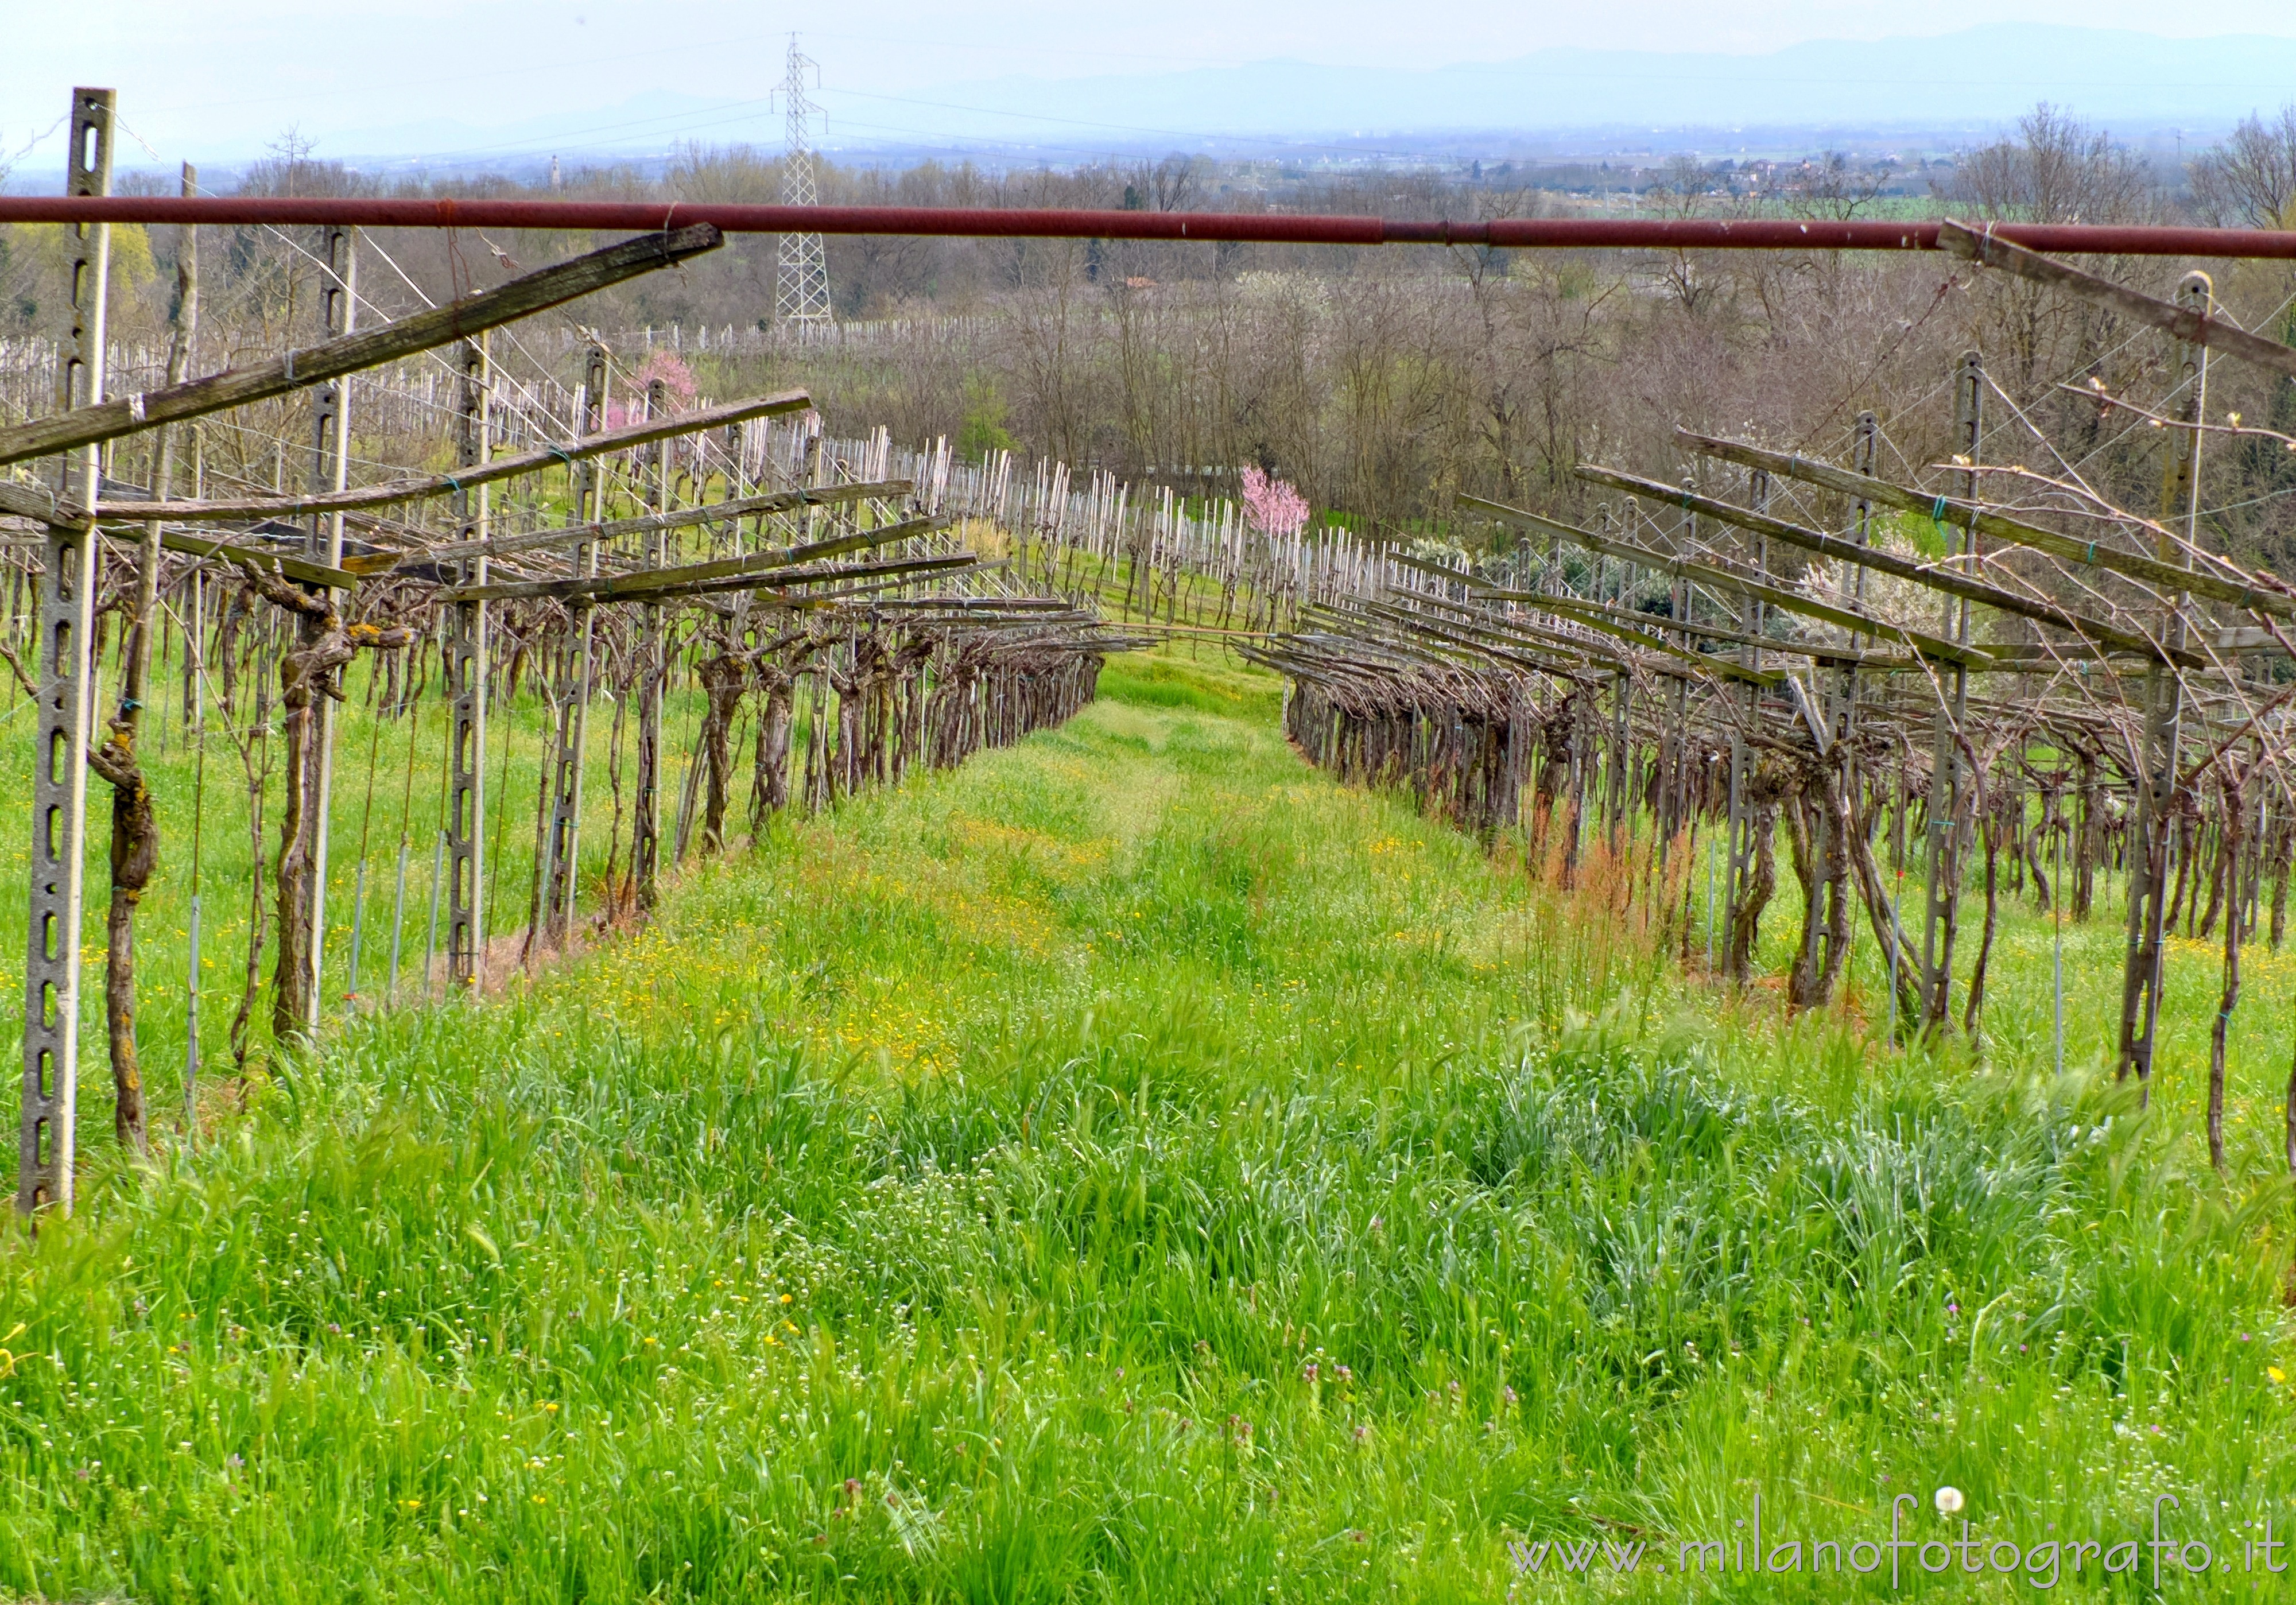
[72,23,2296,178]
[907,25,2296,148]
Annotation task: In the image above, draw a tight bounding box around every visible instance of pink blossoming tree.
[1240,465,1309,538]
[605,350,700,428]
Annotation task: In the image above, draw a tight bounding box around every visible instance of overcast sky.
[10,1,2294,167]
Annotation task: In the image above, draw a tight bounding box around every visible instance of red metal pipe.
[1,197,2292,257]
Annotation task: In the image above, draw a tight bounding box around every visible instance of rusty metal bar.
[2,197,2294,258]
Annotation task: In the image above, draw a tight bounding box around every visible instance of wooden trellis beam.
[1303,602,1563,677]
[1574,466,2204,669]
[472,503,944,590]
[151,530,360,591]
[1508,599,1780,685]
[1937,218,2296,382]
[1390,550,1804,672]
[439,515,951,603]
[1366,586,1620,662]
[1533,590,1878,664]
[1981,637,2271,664]
[428,479,911,564]
[684,552,982,602]
[1386,582,1782,686]
[98,390,815,526]
[872,608,1100,627]
[0,224,727,468]
[1353,595,1632,676]
[0,486,356,587]
[768,572,971,611]
[1456,493,1994,668]
[1529,590,1886,670]
[533,551,982,610]
[868,595,1076,614]
[1680,430,2296,624]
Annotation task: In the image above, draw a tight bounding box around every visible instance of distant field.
[2,651,2291,1600]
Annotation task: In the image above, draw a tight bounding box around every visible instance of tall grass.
[1,652,2291,1600]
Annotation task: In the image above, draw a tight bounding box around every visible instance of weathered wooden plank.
[1307,599,1578,678]
[1680,428,2296,625]
[665,551,978,604]
[158,530,358,590]
[426,479,910,563]
[1533,590,1814,658]
[0,483,68,526]
[0,224,727,467]
[1937,218,2296,381]
[1360,593,1639,676]
[0,480,358,586]
[1456,493,1996,668]
[439,514,948,602]
[1373,582,1761,683]
[101,390,814,525]
[1980,629,2284,661]
[1569,467,2202,668]
[897,596,1072,610]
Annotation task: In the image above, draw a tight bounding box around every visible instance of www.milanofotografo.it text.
[1508,1495,2291,1590]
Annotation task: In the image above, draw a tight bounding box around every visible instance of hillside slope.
[3,656,2289,1600]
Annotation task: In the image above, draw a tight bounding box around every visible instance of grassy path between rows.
[4,656,2293,1601]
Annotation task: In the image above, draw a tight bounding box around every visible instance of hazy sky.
[10,0,2294,166]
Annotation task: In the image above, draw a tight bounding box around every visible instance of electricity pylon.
[775,36,833,327]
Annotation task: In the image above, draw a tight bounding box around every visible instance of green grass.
[4,654,2295,1600]
[1092,654,1282,721]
